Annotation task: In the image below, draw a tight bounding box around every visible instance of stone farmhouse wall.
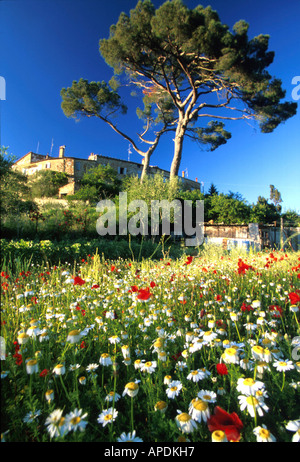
[12,146,201,197]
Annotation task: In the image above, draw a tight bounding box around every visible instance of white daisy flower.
[140,360,157,374]
[187,369,205,383]
[45,409,67,439]
[117,430,143,442]
[97,408,118,427]
[273,359,294,372]
[175,411,198,434]
[236,377,265,396]
[253,425,276,442]
[285,419,300,442]
[238,394,269,418]
[197,389,217,403]
[64,408,88,432]
[166,380,182,399]
[99,353,113,366]
[188,399,210,423]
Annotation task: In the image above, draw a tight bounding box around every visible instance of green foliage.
[207,183,219,196]
[0,237,184,266]
[69,164,122,203]
[61,79,127,121]
[281,210,300,227]
[0,146,35,217]
[270,184,283,212]
[250,196,281,224]
[123,173,179,204]
[29,170,69,198]
[204,193,251,224]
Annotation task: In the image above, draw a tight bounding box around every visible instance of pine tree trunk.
[170,122,185,179]
[140,151,150,183]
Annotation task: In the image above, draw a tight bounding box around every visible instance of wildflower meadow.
[1,245,300,443]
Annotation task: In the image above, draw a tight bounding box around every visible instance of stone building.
[12,145,201,197]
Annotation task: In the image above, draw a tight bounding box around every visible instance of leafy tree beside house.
[29,170,69,198]
[0,146,35,216]
[69,164,122,203]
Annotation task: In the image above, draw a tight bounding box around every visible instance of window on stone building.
[118,167,126,174]
[75,161,81,171]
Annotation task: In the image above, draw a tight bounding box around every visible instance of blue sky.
[1,0,299,212]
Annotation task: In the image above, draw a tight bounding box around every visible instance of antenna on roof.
[128,144,132,161]
[50,138,54,156]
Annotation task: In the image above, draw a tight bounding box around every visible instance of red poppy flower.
[207,406,243,442]
[73,276,85,286]
[39,369,49,377]
[137,288,152,301]
[13,352,23,366]
[241,302,253,312]
[185,256,193,265]
[289,292,300,304]
[237,258,255,275]
[216,363,228,376]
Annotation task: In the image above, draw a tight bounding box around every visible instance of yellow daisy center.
[156,401,167,410]
[252,345,264,355]
[243,378,255,386]
[259,428,270,439]
[212,430,226,441]
[59,417,65,427]
[177,413,191,422]
[204,330,213,336]
[193,400,208,411]
[226,348,237,356]
[246,396,259,406]
[127,382,138,391]
[69,329,80,336]
[70,416,81,425]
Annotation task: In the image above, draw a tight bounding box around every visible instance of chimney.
[195,177,198,182]
[182,170,185,178]
[88,153,98,161]
[59,145,66,158]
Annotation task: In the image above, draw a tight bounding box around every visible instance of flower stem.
[131,397,134,433]
[59,375,71,402]
[281,371,285,391]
